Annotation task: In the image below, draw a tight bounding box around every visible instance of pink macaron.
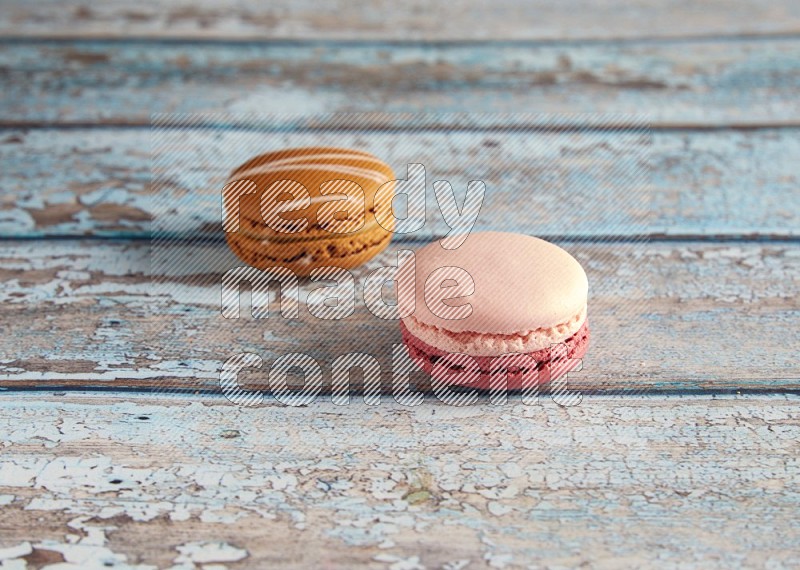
[399,231,590,390]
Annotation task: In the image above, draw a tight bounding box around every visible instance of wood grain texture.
[2,38,800,127]
[2,0,800,40]
[2,0,798,565]
[3,127,799,239]
[0,392,798,568]
[1,239,797,392]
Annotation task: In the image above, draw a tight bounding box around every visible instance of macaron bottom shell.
[225,224,393,275]
[400,320,590,391]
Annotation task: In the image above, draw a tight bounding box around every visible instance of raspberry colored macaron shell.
[398,231,590,388]
[400,319,590,390]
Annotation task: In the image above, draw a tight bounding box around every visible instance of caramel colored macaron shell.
[224,147,395,275]
[226,146,395,242]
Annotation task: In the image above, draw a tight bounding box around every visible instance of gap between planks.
[2,0,800,42]
[6,121,800,131]
[3,32,800,46]
[3,381,799,395]
[2,234,800,244]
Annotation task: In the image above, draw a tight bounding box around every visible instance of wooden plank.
[0,239,797,392]
[0,392,798,568]
[2,0,800,41]
[2,127,799,239]
[3,38,800,127]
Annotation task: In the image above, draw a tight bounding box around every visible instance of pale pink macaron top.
[399,231,588,342]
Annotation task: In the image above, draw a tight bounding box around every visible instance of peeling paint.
[174,542,247,564]
[0,394,798,567]
[1,241,798,391]
[1,128,799,239]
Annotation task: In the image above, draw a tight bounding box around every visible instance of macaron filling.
[402,305,587,357]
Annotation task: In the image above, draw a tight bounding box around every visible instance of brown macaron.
[224,147,395,275]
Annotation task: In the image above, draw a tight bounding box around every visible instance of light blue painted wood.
[0,240,797,392]
[1,2,797,562]
[1,127,798,239]
[3,0,800,41]
[1,39,800,125]
[1,391,798,566]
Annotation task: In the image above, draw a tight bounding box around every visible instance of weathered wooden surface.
[3,127,799,239]
[2,1,799,566]
[0,393,798,568]
[2,0,800,40]
[3,39,800,126]
[1,239,797,392]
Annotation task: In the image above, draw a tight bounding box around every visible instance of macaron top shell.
[400,231,588,335]
[227,146,395,239]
